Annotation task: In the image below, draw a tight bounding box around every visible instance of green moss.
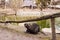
[0,15,5,21]
[37,20,50,30]
[6,16,16,21]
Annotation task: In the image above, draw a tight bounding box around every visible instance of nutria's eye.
[24,23,27,26]
[24,24,28,28]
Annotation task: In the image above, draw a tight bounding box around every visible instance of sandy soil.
[0,23,50,40]
[0,27,40,40]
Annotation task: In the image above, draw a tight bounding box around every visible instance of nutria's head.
[24,23,28,28]
[24,23,31,29]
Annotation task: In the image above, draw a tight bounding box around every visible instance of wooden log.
[51,18,56,40]
[0,12,60,23]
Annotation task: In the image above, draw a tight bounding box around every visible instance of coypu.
[24,23,40,34]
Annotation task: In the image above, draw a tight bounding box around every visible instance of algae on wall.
[37,20,50,30]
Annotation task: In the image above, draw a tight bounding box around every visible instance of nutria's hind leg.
[26,30,30,33]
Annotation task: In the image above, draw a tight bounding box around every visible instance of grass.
[6,15,16,21]
[6,16,39,21]
[0,15,5,22]
[36,20,50,30]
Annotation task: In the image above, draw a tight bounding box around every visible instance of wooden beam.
[51,18,56,40]
[0,12,60,23]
